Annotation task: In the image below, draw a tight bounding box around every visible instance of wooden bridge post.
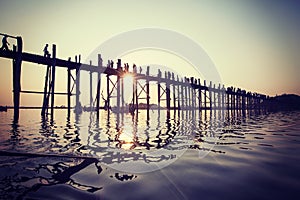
[89,61,93,110]
[146,66,150,120]
[67,57,71,118]
[228,87,233,110]
[218,84,221,109]
[106,61,111,113]
[188,78,191,110]
[75,55,81,114]
[198,78,201,112]
[227,88,230,110]
[176,75,180,110]
[117,59,121,112]
[242,90,246,110]
[157,69,161,110]
[121,77,124,110]
[172,73,176,110]
[166,72,171,116]
[209,81,212,110]
[232,88,235,110]
[247,93,250,110]
[180,78,186,109]
[12,37,23,122]
[191,77,195,110]
[236,88,239,110]
[213,83,216,109]
[222,85,225,110]
[96,54,102,118]
[41,54,51,118]
[50,45,56,120]
[185,77,189,109]
[204,80,207,110]
[256,94,259,109]
[245,93,248,109]
[184,77,188,110]
[133,65,137,111]
[240,90,242,110]
[248,93,251,110]
[183,77,186,109]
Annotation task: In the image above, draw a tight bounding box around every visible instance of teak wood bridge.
[0,34,267,122]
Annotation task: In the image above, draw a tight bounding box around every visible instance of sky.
[0,0,300,107]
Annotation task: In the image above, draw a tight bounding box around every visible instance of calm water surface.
[0,109,299,199]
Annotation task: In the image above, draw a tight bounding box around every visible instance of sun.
[123,73,134,85]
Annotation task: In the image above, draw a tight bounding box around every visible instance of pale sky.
[0,0,299,106]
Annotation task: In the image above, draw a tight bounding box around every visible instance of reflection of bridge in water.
[0,34,267,123]
[0,108,266,198]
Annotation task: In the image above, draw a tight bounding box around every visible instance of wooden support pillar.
[146,66,150,120]
[222,85,225,110]
[248,94,251,109]
[50,45,56,120]
[236,89,239,110]
[133,65,137,111]
[218,84,221,109]
[75,56,81,114]
[116,59,121,111]
[106,74,110,111]
[249,94,252,109]
[177,76,181,110]
[41,55,51,117]
[227,89,230,110]
[230,90,233,110]
[191,77,195,110]
[172,73,176,110]
[198,78,201,112]
[12,37,23,122]
[209,81,212,109]
[121,77,124,109]
[121,63,125,110]
[204,80,207,110]
[67,57,71,118]
[180,79,186,109]
[213,83,216,109]
[188,79,191,110]
[232,88,235,110]
[89,61,93,110]
[157,69,161,110]
[242,91,245,110]
[245,94,248,110]
[247,94,250,110]
[96,54,102,118]
[116,74,120,111]
[184,78,188,110]
[166,72,171,116]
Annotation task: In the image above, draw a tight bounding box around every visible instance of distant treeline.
[263,94,300,111]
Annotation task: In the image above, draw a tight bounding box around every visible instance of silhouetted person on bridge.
[43,44,49,57]
[0,35,9,51]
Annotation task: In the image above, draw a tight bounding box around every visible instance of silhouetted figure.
[158,69,162,77]
[43,44,49,57]
[124,63,129,72]
[129,103,135,114]
[110,60,114,68]
[0,35,9,51]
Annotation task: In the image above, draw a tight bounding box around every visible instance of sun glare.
[123,73,133,81]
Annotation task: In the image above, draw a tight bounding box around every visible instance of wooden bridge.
[0,34,267,122]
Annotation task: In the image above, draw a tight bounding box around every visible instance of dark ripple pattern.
[0,109,300,199]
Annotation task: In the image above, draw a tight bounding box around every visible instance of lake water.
[0,109,299,199]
